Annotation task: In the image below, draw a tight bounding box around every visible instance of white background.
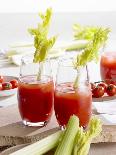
[0,1,116,47]
[0,0,116,12]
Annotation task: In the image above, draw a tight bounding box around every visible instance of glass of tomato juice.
[100,50,116,83]
[54,57,92,129]
[17,54,54,127]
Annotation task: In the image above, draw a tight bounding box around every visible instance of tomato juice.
[54,83,92,128]
[18,75,54,126]
[100,52,116,82]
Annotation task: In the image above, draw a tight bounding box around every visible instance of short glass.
[54,57,92,129]
[100,43,116,83]
[17,54,54,127]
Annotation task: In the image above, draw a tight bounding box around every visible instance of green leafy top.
[73,116,102,155]
[28,8,57,63]
[73,28,110,68]
[73,24,101,40]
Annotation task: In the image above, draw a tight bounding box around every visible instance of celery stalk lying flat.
[54,115,79,155]
[10,131,62,155]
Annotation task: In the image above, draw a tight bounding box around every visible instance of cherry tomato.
[2,82,12,90]
[0,76,4,83]
[0,83,2,90]
[92,86,105,98]
[106,84,116,96]
[90,82,96,90]
[97,82,107,92]
[10,79,18,89]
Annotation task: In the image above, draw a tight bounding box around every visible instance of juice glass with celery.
[18,54,54,126]
[17,8,57,126]
[54,57,92,128]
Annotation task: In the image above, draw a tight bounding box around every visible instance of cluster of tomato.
[91,80,116,98]
[0,75,18,90]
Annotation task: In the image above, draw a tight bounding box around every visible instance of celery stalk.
[10,131,62,155]
[65,42,87,51]
[73,117,102,155]
[54,115,79,155]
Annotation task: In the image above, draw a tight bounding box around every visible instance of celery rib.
[10,131,62,155]
[54,115,79,155]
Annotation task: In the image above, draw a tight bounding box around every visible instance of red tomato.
[0,76,4,83]
[92,86,105,98]
[2,82,12,90]
[106,84,116,96]
[90,82,96,90]
[10,79,18,88]
[0,83,2,90]
[97,82,107,92]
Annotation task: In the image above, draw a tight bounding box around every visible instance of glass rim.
[58,56,88,68]
[18,74,53,84]
[21,53,51,63]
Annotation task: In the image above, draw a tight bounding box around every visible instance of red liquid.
[18,75,54,124]
[54,83,92,127]
[100,52,116,81]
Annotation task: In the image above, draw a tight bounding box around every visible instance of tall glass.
[100,44,116,83]
[54,57,92,128]
[17,54,54,127]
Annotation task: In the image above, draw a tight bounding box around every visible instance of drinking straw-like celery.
[73,27,110,88]
[28,8,57,63]
[10,131,62,155]
[73,117,102,155]
[54,115,79,155]
[28,8,57,80]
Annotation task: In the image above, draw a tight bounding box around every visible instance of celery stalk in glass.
[73,28,110,88]
[28,8,57,80]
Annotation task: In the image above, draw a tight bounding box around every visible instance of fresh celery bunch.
[54,116,102,155]
[11,116,102,155]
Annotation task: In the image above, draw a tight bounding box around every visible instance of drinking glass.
[54,57,92,129]
[100,41,116,83]
[17,54,54,127]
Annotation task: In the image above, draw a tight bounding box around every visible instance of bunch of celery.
[11,115,102,155]
[54,116,102,155]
